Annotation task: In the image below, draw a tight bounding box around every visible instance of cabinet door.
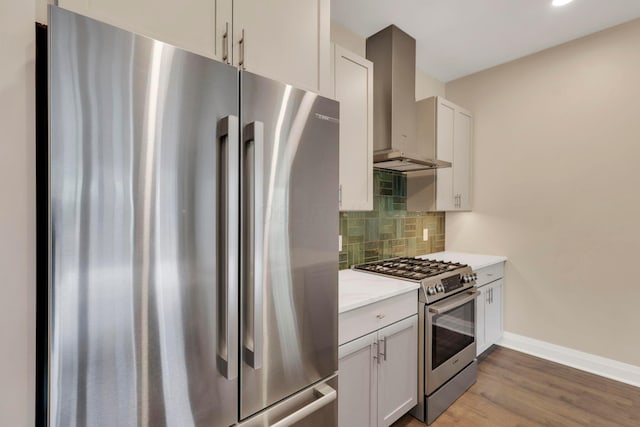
[476,285,488,356]
[485,279,504,346]
[377,315,418,427]
[453,108,473,210]
[434,97,473,211]
[334,45,373,211]
[233,0,330,94]
[59,0,230,61]
[435,98,456,211]
[338,332,378,427]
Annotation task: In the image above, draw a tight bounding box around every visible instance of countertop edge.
[338,283,420,314]
[338,251,508,313]
[420,251,507,271]
[338,269,420,314]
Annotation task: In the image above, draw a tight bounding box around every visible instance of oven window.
[432,300,475,370]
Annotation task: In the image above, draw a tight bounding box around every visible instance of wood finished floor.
[392,346,640,427]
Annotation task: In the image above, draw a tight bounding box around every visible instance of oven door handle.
[428,290,479,315]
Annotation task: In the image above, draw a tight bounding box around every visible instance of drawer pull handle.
[486,273,494,277]
[376,314,385,320]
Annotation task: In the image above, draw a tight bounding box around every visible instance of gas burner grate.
[353,257,467,281]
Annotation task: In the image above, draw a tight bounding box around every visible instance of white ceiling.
[331,0,640,82]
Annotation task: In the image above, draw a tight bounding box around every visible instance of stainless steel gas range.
[353,257,479,425]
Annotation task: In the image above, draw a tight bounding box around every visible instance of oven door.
[425,289,479,395]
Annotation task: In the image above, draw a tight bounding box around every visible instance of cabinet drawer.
[475,262,504,287]
[339,291,417,345]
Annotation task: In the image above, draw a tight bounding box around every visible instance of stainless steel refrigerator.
[48,6,339,426]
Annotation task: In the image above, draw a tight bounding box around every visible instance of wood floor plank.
[392,346,640,427]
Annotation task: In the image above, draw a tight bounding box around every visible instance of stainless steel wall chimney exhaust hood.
[366,25,451,172]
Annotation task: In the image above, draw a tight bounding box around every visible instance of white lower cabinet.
[338,314,418,427]
[376,316,419,426]
[338,332,377,427]
[475,262,505,356]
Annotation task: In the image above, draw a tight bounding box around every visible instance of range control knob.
[436,284,445,293]
[463,274,476,283]
[427,286,436,295]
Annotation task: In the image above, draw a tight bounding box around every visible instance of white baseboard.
[498,332,640,388]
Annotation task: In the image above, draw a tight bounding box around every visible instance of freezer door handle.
[243,121,264,370]
[217,115,239,381]
[269,384,337,427]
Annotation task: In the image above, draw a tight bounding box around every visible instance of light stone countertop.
[338,269,420,314]
[338,252,506,314]
[419,251,507,270]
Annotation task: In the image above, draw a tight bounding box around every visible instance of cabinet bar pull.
[222,22,230,64]
[382,337,387,361]
[239,29,246,70]
[378,337,387,362]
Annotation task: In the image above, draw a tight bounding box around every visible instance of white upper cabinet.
[332,44,373,211]
[58,0,330,94]
[407,96,473,212]
[452,104,472,210]
[234,0,330,94]
[59,0,230,61]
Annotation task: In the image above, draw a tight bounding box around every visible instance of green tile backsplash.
[339,169,445,270]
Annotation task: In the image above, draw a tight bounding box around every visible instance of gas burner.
[353,257,467,281]
[352,256,477,304]
[354,258,465,281]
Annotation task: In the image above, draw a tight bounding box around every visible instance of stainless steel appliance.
[48,6,339,427]
[353,257,478,425]
[365,25,451,172]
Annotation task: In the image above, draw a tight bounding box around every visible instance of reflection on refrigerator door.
[239,71,339,421]
[239,376,338,427]
[48,5,339,427]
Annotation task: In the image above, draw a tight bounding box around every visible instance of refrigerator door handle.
[217,115,239,381]
[269,384,337,427]
[244,121,264,370]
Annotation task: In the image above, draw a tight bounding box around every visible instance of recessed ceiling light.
[552,0,574,6]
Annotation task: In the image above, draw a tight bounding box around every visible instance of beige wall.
[0,0,36,425]
[415,70,445,100]
[36,0,48,23]
[331,21,366,57]
[445,19,640,366]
